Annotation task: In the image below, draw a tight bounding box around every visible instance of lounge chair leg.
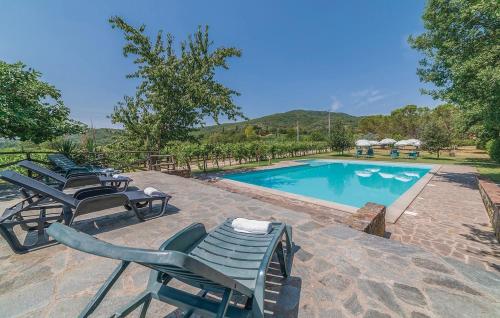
[112,291,152,318]
[276,242,287,276]
[0,223,27,254]
[79,261,130,318]
[284,225,293,276]
[216,288,233,318]
[139,293,151,318]
[130,203,146,221]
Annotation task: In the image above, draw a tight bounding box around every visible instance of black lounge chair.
[0,170,171,253]
[18,160,131,191]
[48,153,118,177]
[47,218,293,318]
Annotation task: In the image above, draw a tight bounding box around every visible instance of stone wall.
[346,202,386,237]
[166,169,192,178]
[477,177,500,241]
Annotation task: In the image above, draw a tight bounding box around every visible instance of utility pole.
[328,112,331,138]
[296,120,299,142]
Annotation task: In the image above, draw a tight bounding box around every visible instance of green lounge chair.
[366,148,374,158]
[19,160,132,191]
[48,154,117,177]
[390,149,399,159]
[47,218,293,318]
[408,151,418,159]
[0,170,170,253]
[355,149,363,158]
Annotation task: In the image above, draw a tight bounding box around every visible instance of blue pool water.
[225,160,431,208]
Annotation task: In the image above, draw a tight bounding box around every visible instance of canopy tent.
[394,140,410,147]
[406,139,422,147]
[355,139,372,147]
[379,138,396,145]
[368,140,380,146]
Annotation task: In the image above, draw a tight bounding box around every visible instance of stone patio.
[0,171,499,317]
[387,165,499,272]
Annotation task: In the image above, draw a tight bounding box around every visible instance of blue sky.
[0,0,439,128]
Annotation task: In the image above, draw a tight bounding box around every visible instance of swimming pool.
[224,160,432,209]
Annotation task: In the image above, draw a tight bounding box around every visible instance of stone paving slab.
[387,165,499,272]
[0,171,499,317]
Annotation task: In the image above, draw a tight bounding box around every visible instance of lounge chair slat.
[208,232,272,247]
[203,235,270,253]
[189,254,259,280]
[220,223,278,238]
[189,248,262,269]
[196,241,265,260]
[215,227,274,242]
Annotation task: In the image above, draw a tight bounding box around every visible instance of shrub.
[486,139,500,163]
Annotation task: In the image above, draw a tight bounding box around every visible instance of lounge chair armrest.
[158,223,207,253]
[76,193,129,215]
[73,186,119,200]
[65,175,102,189]
[66,171,98,178]
[65,167,92,178]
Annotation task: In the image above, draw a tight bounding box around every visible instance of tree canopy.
[408,0,499,143]
[109,16,245,150]
[0,60,83,143]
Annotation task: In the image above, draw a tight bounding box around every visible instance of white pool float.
[355,171,372,178]
[395,175,412,182]
[403,172,419,178]
[378,172,394,179]
[366,168,380,173]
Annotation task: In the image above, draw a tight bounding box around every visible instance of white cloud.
[329,96,342,112]
[351,89,388,106]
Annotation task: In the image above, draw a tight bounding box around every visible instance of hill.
[198,110,360,135]
[67,128,123,146]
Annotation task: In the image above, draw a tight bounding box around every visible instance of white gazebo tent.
[406,139,422,148]
[379,138,396,146]
[394,140,410,148]
[355,139,372,147]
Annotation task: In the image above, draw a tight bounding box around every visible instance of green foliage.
[198,110,359,138]
[50,138,79,158]
[358,104,465,146]
[357,105,430,139]
[164,141,330,172]
[329,119,353,154]
[486,139,500,163]
[109,17,245,150]
[421,118,452,158]
[0,60,84,143]
[409,0,500,141]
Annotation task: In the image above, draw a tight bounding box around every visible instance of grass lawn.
[195,146,500,183]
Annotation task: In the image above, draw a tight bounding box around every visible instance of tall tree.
[421,117,452,158]
[389,105,429,138]
[0,61,83,143]
[329,119,353,154]
[109,17,245,150]
[409,0,499,147]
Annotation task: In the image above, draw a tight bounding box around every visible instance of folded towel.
[144,187,165,196]
[232,218,271,234]
[112,174,125,179]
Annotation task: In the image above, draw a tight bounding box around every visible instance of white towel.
[112,174,125,179]
[144,187,164,196]
[231,218,271,234]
